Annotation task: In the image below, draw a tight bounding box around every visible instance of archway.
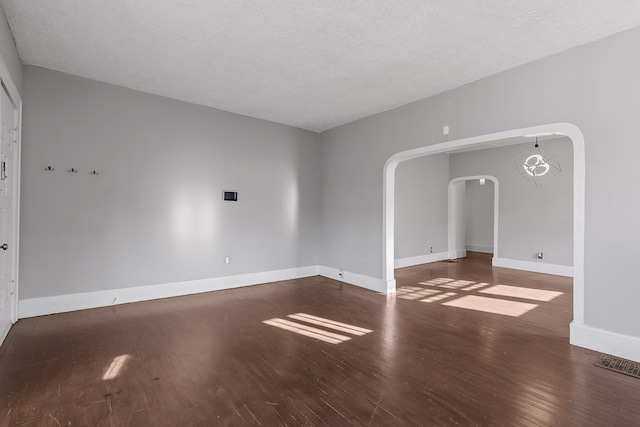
[383,123,585,327]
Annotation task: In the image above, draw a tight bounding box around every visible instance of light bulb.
[523,154,550,177]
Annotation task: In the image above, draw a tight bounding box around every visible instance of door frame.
[448,175,498,259]
[0,53,22,326]
[383,123,585,328]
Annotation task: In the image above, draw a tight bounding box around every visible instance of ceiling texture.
[2,1,640,132]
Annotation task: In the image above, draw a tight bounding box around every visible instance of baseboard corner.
[570,322,640,363]
[319,265,387,293]
[394,252,449,269]
[492,257,573,277]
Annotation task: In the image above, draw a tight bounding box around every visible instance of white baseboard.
[492,257,573,277]
[0,321,11,348]
[570,322,640,363]
[395,252,449,269]
[465,245,493,254]
[319,266,388,294]
[384,279,396,294]
[19,265,320,319]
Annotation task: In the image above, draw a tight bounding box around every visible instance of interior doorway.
[0,61,22,346]
[448,176,498,260]
[383,123,585,330]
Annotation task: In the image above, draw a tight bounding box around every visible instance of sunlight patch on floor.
[287,313,372,335]
[443,295,538,317]
[396,286,441,300]
[264,313,372,344]
[462,283,491,291]
[420,279,475,289]
[421,292,457,303]
[102,354,131,380]
[423,278,455,285]
[479,285,562,301]
[263,318,350,344]
[394,277,560,316]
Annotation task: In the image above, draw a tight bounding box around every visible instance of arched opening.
[448,175,499,260]
[383,123,585,328]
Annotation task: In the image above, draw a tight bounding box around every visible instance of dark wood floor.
[1,253,639,426]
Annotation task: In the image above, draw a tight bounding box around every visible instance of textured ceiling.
[2,1,640,132]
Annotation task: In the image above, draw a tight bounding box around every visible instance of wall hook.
[89,170,99,175]
[44,166,55,171]
[68,168,78,173]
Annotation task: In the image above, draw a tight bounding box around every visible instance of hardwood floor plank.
[1,253,639,425]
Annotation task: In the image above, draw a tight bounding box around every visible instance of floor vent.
[595,354,640,379]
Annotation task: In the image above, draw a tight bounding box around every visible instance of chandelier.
[514,138,562,186]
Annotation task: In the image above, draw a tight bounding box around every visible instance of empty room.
[1,1,640,425]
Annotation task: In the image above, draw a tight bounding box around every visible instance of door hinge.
[9,281,15,295]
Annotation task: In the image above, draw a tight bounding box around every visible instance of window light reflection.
[264,313,373,344]
[419,278,454,285]
[462,283,491,291]
[396,286,441,300]
[287,313,372,335]
[479,285,562,301]
[263,318,350,344]
[419,279,475,289]
[393,278,560,317]
[421,292,457,303]
[443,295,538,317]
[102,354,131,380]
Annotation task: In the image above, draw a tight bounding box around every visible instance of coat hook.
[89,170,99,175]
[68,168,78,173]
[45,166,55,171]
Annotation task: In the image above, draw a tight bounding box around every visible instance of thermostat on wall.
[223,190,238,202]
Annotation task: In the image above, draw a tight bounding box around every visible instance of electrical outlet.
[224,256,230,264]
[537,252,543,260]
[338,268,343,279]
[430,246,433,253]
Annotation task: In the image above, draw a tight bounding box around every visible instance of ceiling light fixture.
[514,138,561,187]
[523,153,550,177]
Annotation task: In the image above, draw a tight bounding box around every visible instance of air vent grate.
[595,354,640,379]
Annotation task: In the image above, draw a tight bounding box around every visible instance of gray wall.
[20,66,320,299]
[451,139,573,266]
[319,26,640,338]
[394,153,448,259]
[464,180,494,253]
[0,4,22,92]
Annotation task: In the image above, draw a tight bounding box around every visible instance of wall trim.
[319,266,387,293]
[570,322,640,363]
[466,245,493,254]
[0,321,10,348]
[18,265,320,318]
[394,252,449,269]
[492,257,573,277]
[454,249,467,259]
[0,50,22,329]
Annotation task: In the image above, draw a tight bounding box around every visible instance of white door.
[0,85,18,342]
